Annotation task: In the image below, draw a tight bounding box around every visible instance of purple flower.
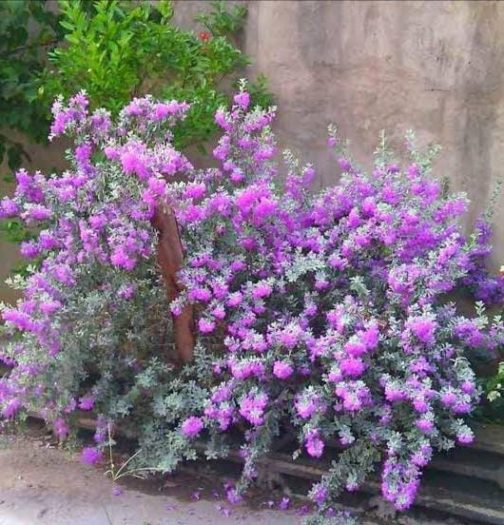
[110,249,136,271]
[277,324,302,349]
[198,318,216,334]
[361,323,379,350]
[181,416,204,438]
[2,309,34,331]
[211,385,232,403]
[226,488,243,505]
[344,340,367,358]
[338,157,352,172]
[415,418,434,434]
[457,428,474,445]
[340,357,366,378]
[233,92,250,110]
[239,392,268,426]
[440,390,457,408]
[454,320,484,348]
[305,430,325,458]
[39,300,62,315]
[295,504,312,516]
[278,497,290,510]
[214,110,231,130]
[112,485,123,496]
[295,393,319,419]
[310,484,328,506]
[411,444,432,467]
[227,292,243,307]
[0,198,19,218]
[461,381,476,394]
[2,398,21,418]
[190,287,212,303]
[412,397,430,414]
[75,143,92,165]
[118,284,136,300]
[408,316,437,345]
[453,401,472,415]
[121,151,149,179]
[385,384,406,402]
[24,205,52,222]
[54,418,70,440]
[78,395,95,411]
[272,361,294,379]
[154,101,189,120]
[80,447,102,465]
[208,305,224,321]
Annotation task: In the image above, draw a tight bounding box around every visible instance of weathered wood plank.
[471,423,504,456]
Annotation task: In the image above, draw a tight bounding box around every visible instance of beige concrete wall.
[2,0,504,302]
[176,0,504,263]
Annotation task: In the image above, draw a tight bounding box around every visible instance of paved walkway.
[0,433,461,525]
[0,434,322,525]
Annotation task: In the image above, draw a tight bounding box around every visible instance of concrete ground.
[0,430,463,525]
[0,433,300,525]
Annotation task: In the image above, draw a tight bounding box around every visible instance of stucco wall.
[2,0,504,302]
[178,0,504,261]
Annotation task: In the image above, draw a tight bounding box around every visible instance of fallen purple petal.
[216,504,232,517]
[295,504,311,516]
[278,497,290,510]
[226,487,243,505]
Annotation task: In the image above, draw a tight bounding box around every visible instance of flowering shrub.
[1,90,503,522]
[0,93,194,440]
[167,96,504,513]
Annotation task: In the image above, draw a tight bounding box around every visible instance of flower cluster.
[1,89,503,522]
[168,94,504,513]
[462,217,504,304]
[0,92,191,432]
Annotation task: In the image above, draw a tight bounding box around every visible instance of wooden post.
[151,204,194,363]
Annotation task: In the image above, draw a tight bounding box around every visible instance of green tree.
[0,0,272,245]
[0,0,62,170]
[40,0,272,149]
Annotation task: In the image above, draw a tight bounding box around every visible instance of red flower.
[199,31,211,43]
